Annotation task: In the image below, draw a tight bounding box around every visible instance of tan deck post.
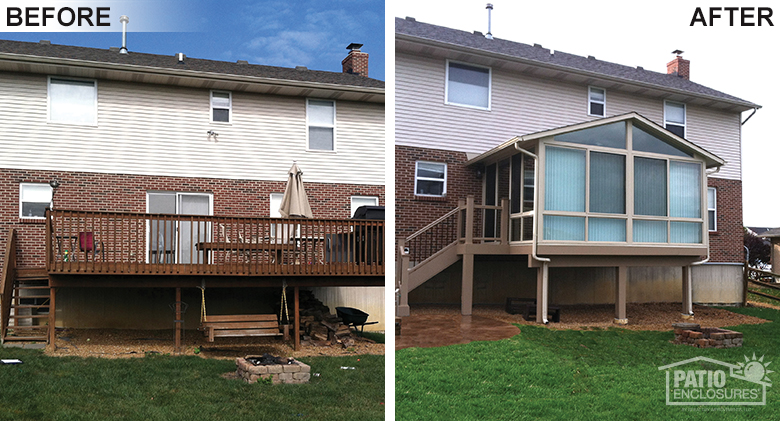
[614,266,627,324]
[682,265,694,319]
[461,252,474,316]
[174,287,182,354]
[464,196,474,245]
[294,286,300,351]
[499,199,509,243]
[396,239,410,317]
[456,198,465,242]
[48,286,56,344]
[535,262,549,323]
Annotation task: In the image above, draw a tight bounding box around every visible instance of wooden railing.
[46,210,384,277]
[1,229,16,341]
[744,265,780,305]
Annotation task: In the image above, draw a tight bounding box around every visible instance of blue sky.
[0,0,385,80]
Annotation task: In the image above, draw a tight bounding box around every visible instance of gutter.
[741,107,759,125]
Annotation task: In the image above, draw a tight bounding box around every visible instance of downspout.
[692,166,721,267]
[514,141,550,324]
[741,107,758,126]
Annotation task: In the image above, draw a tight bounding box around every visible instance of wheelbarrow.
[336,307,378,335]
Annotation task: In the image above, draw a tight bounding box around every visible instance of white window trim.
[588,86,606,117]
[708,187,717,232]
[19,183,53,220]
[350,195,379,216]
[306,98,337,152]
[444,59,492,111]
[210,90,232,124]
[414,161,447,197]
[47,76,98,126]
[663,100,686,137]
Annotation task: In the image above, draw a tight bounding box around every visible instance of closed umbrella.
[279,162,313,218]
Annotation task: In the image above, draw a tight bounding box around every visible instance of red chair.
[78,232,104,261]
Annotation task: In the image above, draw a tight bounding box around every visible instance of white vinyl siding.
[48,77,97,125]
[210,90,231,123]
[19,183,52,219]
[396,52,741,180]
[0,74,384,185]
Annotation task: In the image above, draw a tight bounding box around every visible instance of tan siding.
[0,73,384,185]
[397,52,741,180]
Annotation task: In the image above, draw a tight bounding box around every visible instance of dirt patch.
[43,328,383,359]
[410,302,769,331]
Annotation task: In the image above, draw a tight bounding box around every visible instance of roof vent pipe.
[119,15,129,54]
[485,4,494,39]
[177,52,185,62]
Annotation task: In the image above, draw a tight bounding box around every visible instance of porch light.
[49,179,60,210]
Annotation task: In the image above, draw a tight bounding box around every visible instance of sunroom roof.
[465,112,726,169]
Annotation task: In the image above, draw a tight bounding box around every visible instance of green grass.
[396,306,780,420]
[0,352,384,421]
[360,331,385,344]
[747,287,780,306]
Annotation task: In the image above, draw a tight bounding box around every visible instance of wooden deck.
[46,209,384,278]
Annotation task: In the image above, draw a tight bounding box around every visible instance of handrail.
[1,229,17,341]
[406,206,461,242]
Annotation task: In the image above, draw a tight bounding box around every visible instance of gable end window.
[20,183,52,219]
[210,90,232,123]
[48,77,97,125]
[415,161,447,197]
[588,87,606,117]
[664,101,686,138]
[307,99,336,151]
[446,61,491,110]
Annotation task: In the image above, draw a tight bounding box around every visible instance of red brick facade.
[1,169,383,269]
[707,177,743,263]
[395,145,482,239]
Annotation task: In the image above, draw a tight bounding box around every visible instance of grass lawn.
[0,351,384,421]
[396,306,780,420]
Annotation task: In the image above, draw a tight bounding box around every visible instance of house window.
[48,77,97,125]
[307,99,335,151]
[588,87,606,117]
[664,101,686,137]
[708,187,717,232]
[19,183,52,219]
[350,196,378,217]
[210,90,231,123]
[446,61,490,109]
[415,161,447,197]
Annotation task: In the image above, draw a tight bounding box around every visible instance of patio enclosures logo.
[658,355,772,405]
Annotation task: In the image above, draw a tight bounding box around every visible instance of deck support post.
[614,266,628,324]
[461,252,474,316]
[174,287,182,354]
[294,286,300,351]
[681,265,694,319]
[396,238,410,317]
[536,262,549,323]
[48,286,56,344]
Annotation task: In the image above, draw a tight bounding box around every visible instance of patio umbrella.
[279,162,313,218]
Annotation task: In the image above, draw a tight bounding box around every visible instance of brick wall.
[395,145,482,239]
[708,177,743,263]
[0,169,383,269]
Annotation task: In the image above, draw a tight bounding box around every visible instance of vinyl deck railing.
[46,210,384,277]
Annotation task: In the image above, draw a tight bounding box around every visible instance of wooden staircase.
[1,229,52,344]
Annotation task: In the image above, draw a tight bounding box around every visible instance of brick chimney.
[667,50,690,80]
[342,43,368,77]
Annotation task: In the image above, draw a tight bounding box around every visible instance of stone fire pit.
[672,323,743,348]
[235,354,311,384]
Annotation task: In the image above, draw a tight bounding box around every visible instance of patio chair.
[78,231,104,262]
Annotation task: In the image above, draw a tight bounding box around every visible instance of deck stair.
[2,269,50,343]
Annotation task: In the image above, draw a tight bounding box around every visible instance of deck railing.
[46,210,384,277]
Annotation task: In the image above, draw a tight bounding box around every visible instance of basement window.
[19,183,52,219]
[588,87,606,117]
[210,90,232,123]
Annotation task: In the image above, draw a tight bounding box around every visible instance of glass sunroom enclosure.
[476,113,723,255]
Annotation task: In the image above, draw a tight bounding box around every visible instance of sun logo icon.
[734,354,773,384]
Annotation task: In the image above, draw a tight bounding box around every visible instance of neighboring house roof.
[759,228,780,239]
[466,112,726,169]
[0,39,384,102]
[747,227,773,236]
[396,17,758,112]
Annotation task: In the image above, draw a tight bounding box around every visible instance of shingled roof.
[0,38,384,89]
[396,17,757,109]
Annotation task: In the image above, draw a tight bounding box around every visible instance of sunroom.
[399,113,723,323]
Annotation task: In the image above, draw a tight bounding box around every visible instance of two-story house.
[0,39,385,347]
[395,17,759,323]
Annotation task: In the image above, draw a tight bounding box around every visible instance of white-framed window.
[48,76,97,125]
[210,90,232,123]
[19,183,53,219]
[270,193,284,218]
[664,101,686,138]
[708,187,717,232]
[415,161,447,197]
[445,60,491,110]
[307,99,336,151]
[588,86,606,117]
[350,196,379,217]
